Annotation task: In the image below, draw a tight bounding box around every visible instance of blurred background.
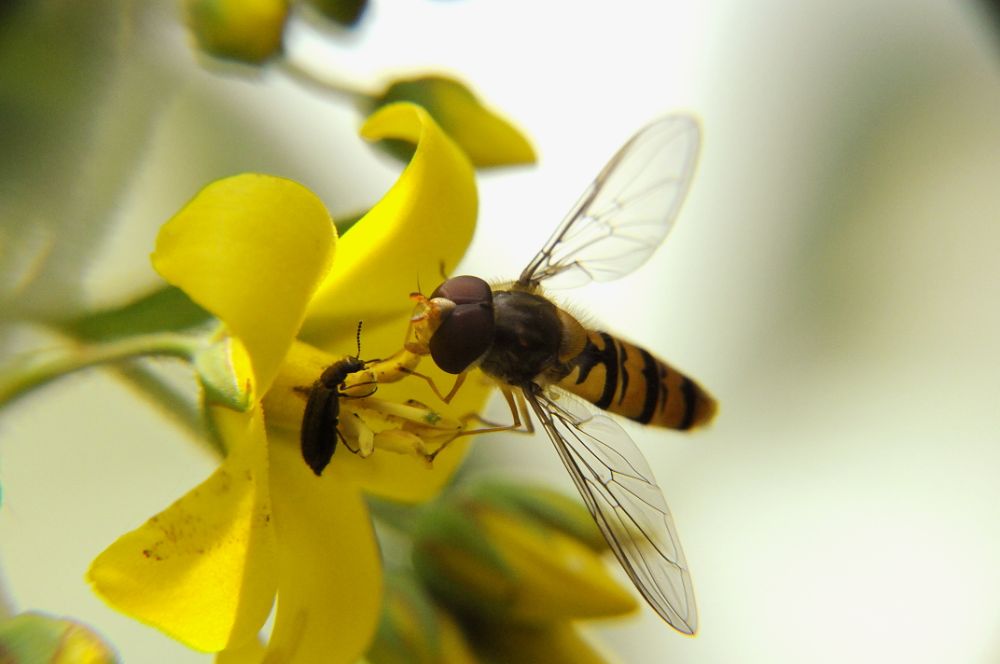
[1,1,999,662]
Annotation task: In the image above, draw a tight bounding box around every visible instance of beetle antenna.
[354,321,363,358]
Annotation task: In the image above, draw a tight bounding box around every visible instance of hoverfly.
[406,115,715,634]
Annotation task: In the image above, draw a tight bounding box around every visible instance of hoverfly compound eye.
[428,276,495,374]
[430,275,493,306]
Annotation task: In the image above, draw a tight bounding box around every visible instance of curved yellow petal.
[299,103,477,352]
[88,408,276,652]
[374,75,536,167]
[153,174,335,395]
[263,434,382,664]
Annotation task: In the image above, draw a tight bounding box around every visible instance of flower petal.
[264,433,382,664]
[153,174,335,395]
[88,408,276,652]
[299,102,476,352]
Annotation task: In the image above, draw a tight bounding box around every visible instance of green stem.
[278,56,377,106]
[0,332,203,410]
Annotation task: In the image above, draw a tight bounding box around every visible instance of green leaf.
[63,285,213,342]
[370,75,536,168]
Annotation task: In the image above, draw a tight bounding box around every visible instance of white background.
[1,1,999,662]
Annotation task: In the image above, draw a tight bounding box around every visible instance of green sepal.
[194,336,252,411]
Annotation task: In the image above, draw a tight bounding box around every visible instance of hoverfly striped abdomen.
[557,330,716,430]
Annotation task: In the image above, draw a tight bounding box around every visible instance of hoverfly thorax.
[478,289,567,388]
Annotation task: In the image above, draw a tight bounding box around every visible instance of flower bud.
[0,612,117,664]
[473,621,613,664]
[464,479,607,552]
[367,573,479,664]
[183,0,289,64]
[413,494,637,623]
[195,335,252,412]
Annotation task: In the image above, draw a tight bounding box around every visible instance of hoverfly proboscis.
[404,115,715,635]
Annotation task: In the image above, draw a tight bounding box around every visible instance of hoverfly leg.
[459,412,505,428]
[442,372,468,404]
[427,388,533,463]
[367,348,423,384]
[395,366,466,404]
[457,388,531,432]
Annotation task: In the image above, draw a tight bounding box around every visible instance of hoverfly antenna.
[354,321,363,358]
[438,259,449,281]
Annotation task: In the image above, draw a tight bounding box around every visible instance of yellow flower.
[87,102,487,662]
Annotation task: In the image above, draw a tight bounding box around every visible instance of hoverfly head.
[426,275,496,374]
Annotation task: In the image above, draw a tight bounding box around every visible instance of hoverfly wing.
[524,387,698,634]
[518,115,701,290]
